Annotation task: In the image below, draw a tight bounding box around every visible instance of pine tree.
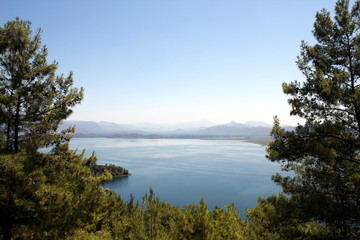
[266,0,360,239]
[0,18,83,153]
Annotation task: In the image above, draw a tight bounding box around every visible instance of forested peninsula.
[92,164,130,178]
[1,1,360,239]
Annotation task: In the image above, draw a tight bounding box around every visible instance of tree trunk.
[2,192,14,240]
[2,227,12,240]
[6,119,11,152]
[14,97,21,153]
[346,38,360,135]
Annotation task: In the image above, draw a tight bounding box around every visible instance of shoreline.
[73,135,271,146]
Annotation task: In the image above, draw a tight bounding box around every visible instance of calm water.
[69,138,282,213]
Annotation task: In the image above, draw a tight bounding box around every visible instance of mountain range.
[59,120,278,138]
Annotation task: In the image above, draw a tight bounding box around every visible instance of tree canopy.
[0,18,83,153]
[265,0,360,239]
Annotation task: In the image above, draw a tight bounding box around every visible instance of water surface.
[70,138,282,213]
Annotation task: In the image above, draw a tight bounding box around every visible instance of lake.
[69,138,282,214]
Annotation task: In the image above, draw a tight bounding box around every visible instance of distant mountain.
[59,121,138,134]
[244,121,272,128]
[223,121,246,128]
[197,121,270,137]
[60,120,215,134]
[59,121,104,134]
[127,120,216,132]
[60,120,278,138]
[175,120,216,129]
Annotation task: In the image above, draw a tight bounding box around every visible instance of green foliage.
[91,163,129,177]
[116,192,246,240]
[245,194,331,240]
[266,0,360,239]
[0,18,83,153]
[0,146,113,239]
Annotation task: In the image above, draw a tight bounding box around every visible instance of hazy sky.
[1,0,341,125]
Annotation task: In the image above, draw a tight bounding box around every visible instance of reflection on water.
[70,138,282,214]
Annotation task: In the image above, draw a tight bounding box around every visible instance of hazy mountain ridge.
[60,120,282,138]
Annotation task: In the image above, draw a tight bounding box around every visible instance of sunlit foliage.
[265,0,360,239]
[0,18,83,153]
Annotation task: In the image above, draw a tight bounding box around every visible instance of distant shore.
[199,137,271,146]
[243,137,271,146]
[73,135,271,146]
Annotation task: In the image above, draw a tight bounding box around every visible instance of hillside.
[60,120,280,139]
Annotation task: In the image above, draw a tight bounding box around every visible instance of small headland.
[92,164,130,178]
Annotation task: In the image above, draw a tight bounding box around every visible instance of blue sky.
[1,0,340,125]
